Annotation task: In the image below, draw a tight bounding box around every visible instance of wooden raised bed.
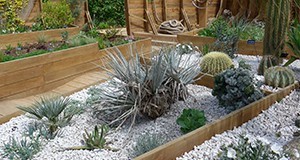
[177,29,264,56]
[0,38,152,101]
[0,26,80,48]
[135,78,299,160]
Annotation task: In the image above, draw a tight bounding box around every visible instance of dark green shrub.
[176,108,206,134]
[41,0,75,29]
[218,135,285,159]
[88,0,125,27]
[212,62,263,111]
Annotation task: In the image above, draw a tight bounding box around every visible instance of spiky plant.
[258,0,290,75]
[284,20,300,66]
[96,46,201,129]
[18,96,82,137]
[264,66,295,88]
[200,51,232,76]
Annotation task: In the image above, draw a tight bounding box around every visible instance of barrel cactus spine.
[264,66,295,88]
[200,51,233,76]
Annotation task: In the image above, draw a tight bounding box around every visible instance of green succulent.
[200,51,233,76]
[264,66,295,88]
[176,108,206,134]
[284,20,300,67]
[18,96,82,138]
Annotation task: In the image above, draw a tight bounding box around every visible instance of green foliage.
[176,108,206,134]
[259,0,290,74]
[66,0,85,18]
[18,96,82,138]
[212,62,263,111]
[0,0,28,33]
[37,34,48,44]
[88,0,125,27]
[132,133,167,157]
[2,136,41,160]
[284,20,300,67]
[198,17,264,41]
[68,32,97,47]
[41,0,75,29]
[61,31,69,41]
[94,46,201,128]
[264,66,295,88]
[82,125,108,150]
[218,135,284,159]
[200,51,233,76]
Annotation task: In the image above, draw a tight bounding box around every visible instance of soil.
[1,41,65,57]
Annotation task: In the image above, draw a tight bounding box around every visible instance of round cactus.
[200,51,232,76]
[264,66,295,88]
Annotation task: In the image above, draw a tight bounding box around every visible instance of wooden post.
[144,0,149,32]
[162,0,167,21]
[196,1,207,28]
[125,0,132,35]
[180,0,184,20]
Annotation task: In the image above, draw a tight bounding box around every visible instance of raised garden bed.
[0,26,80,48]
[0,38,152,101]
[135,81,299,160]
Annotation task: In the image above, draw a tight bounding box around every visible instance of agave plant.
[18,96,82,137]
[284,21,300,66]
[96,46,201,129]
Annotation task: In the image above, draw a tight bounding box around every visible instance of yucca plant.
[284,20,300,66]
[18,96,82,138]
[96,46,201,129]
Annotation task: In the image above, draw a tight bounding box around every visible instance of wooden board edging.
[135,82,299,160]
[0,26,80,48]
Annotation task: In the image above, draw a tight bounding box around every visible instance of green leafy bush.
[18,96,82,138]
[132,133,167,157]
[218,135,285,159]
[176,108,206,133]
[212,62,263,111]
[41,0,75,29]
[88,0,125,27]
[284,20,300,67]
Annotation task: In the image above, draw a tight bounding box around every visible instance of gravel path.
[177,89,300,160]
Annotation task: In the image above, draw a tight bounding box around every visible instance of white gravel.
[177,90,300,160]
[0,84,228,160]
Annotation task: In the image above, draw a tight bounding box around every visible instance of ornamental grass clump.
[18,96,83,138]
[95,46,201,128]
[212,61,263,111]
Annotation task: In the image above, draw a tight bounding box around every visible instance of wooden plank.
[145,10,158,35]
[162,0,167,21]
[125,0,132,35]
[135,82,299,160]
[134,32,177,42]
[144,0,149,32]
[0,27,80,48]
[181,8,192,31]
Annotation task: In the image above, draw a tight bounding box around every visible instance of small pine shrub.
[264,66,295,88]
[212,62,263,111]
[200,51,233,76]
[132,133,167,157]
[176,108,206,134]
[218,135,285,159]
